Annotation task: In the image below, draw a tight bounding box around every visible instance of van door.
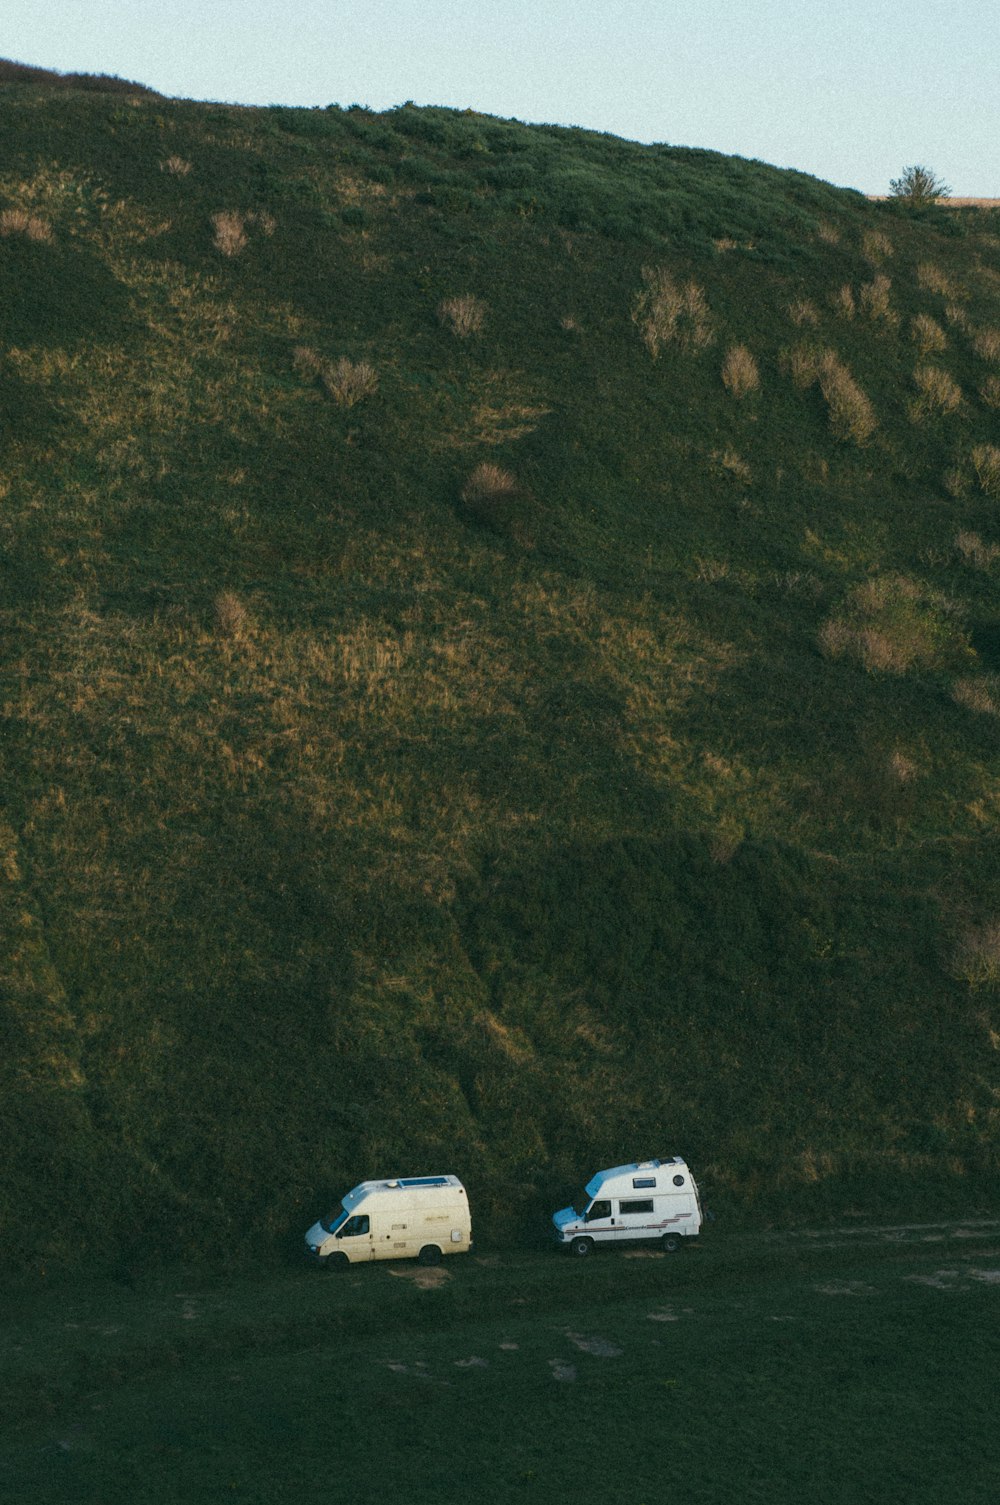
[335,1213,375,1261]
[582,1198,614,1243]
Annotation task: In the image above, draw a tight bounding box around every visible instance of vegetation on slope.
[1,70,999,1268]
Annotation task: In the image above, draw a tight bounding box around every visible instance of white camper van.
[552,1157,703,1256]
[305,1175,472,1267]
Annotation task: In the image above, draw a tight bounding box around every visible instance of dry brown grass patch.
[720,344,760,398]
[818,573,965,674]
[632,266,714,358]
[0,207,52,241]
[955,531,1000,569]
[917,262,963,299]
[815,220,840,245]
[438,294,487,337]
[787,298,820,327]
[951,675,1000,716]
[161,156,192,176]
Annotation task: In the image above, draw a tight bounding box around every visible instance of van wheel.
[661,1234,680,1253]
[417,1245,442,1267]
[569,1237,593,1258]
[327,1251,349,1270]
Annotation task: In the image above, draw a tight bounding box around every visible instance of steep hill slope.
[1,73,999,1267]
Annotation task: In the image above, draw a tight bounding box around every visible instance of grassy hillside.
[1,67,999,1269]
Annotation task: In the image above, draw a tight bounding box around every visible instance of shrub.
[971,444,1000,497]
[0,207,52,241]
[632,266,713,358]
[211,210,247,256]
[911,313,946,356]
[721,344,760,398]
[438,294,486,336]
[323,358,379,407]
[889,165,951,206]
[909,365,962,421]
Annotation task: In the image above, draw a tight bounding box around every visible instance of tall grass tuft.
[971,444,1000,497]
[323,358,379,407]
[859,275,897,327]
[632,266,714,358]
[972,328,1000,363]
[979,374,1000,410]
[815,351,877,444]
[830,283,855,320]
[911,313,946,357]
[862,229,893,264]
[161,155,192,176]
[214,590,250,640]
[211,210,247,256]
[909,365,962,421]
[721,344,760,398]
[955,531,1000,569]
[952,920,1000,987]
[438,294,487,336]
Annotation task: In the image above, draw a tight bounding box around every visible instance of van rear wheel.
[661,1234,681,1253]
[569,1237,593,1258]
[417,1244,442,1267]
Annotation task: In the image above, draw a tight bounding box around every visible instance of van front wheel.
[418,1245,442,1267]
[569,1237,593,1258]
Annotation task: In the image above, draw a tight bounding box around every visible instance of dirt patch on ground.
[386,1265,451,1290]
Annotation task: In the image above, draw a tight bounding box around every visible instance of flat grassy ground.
[2,1219,998,1504]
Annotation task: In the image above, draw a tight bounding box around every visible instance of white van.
[305,1175,472,1267]
[552,1157,703,1256]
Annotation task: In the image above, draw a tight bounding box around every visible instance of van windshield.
[571,1191,591,1217]
[321,1205,347,1234]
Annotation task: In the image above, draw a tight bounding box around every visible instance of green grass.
[1,65,1000,1273]
[2,1225,999,1502]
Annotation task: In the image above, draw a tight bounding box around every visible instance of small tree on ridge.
[889,165,951,206]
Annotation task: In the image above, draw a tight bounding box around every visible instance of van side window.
[339,1215,370,1237]
[585,1200,611,1222]
[620,1199,654,1214]
[632,1176,656,1189]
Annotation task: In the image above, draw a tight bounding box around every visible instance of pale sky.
[3,0,998,195]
